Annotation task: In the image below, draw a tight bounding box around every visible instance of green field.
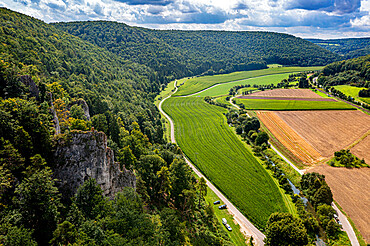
[175,66,323,96]
[213,96,232,107]
[162,97,291,230]
[234,98,355,111]
[193,73,291,97]
[334,85,370,105]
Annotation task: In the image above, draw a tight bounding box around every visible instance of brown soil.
[238,96,335,101]
[257,111,323,165]
[250,89,323,98]
[350,134,370,164]
[275,110,370,158]
[310,165,370,243]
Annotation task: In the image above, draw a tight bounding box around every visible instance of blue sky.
[1,0,370,38]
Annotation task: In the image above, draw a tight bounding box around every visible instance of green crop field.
[162,96,291,230]
[334,85,370,105]
[193,73,291,97]
[175,66,323,96]
[234,98,355,111]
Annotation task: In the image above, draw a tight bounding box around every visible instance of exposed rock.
[70,99,91,121]
[53,129,136,198]
[47,92,61,135]
[20,75,39,99]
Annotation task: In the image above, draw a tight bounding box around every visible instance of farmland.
[334,85,370,105]
[257,111,324,165]
[247,88,323,98]
[175,66,323,96]
[310,165,370,243]
[234,98,354,110]
[162,96,291,229]
[268,110,370,159]
[193,73,291,97]
[350,134,370,163]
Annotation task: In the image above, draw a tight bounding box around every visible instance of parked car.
[213,200,220,205]
[225,224,232,231]
[222,218,227,225]
[219,204,227,209]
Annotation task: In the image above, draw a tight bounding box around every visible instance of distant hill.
[54,21,340,83]
[307,38,370,59]
[0,8,164,142]
[318,54,370,88]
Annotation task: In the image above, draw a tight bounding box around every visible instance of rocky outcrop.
[70,99,91,121]
[48,92,61,135]
[20,75,39,99]
[53,129,136,198]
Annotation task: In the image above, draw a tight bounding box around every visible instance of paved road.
[159,81,266,246]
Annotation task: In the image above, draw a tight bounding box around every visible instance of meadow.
[193,73,291,97]
[234,98,355,110]
[162,96,292,230]
[334,85,370,105]
[213,96,232,107]
[175,66,323,96]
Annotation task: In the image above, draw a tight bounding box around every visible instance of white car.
[225,224,232,231]
[222,218,227,225]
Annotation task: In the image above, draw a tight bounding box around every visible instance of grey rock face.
[54,130,136,198]
[70,99,91,121]
[48,92,61,135]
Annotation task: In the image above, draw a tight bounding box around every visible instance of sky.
[1,0,370,39]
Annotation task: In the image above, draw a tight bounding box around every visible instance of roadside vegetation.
[333,85,370,105]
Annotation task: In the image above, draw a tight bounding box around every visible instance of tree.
[91,114,108,134]
[50,221,78,246]
[264,213,308,246]
[197,177,207,207]
[15,168,61,245]
[255,131,269,146]
[75,178,107,219]
[70,104,86,120]
[313,184,333,207]
[169,159,194,209]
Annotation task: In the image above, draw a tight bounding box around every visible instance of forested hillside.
[54,21,340,83]
[318,55,370,88]
[308,38,370,59]
[0,8,235,245]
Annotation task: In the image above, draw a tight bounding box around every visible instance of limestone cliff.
[53,129,136,198]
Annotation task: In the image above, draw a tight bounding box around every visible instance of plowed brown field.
[310,165,370,242]
[251,89,322,98]
[350,134,370,164]
[275,110,370,158]
[257,111,323,165]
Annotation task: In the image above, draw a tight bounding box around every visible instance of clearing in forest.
[310,165,370,243]
[162,96,292,230]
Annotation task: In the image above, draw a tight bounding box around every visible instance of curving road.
[159,81,266,246]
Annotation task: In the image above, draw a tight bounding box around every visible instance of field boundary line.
[346,129,370,151]
[158,80,266,246]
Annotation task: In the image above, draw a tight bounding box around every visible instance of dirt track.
[310,165,370,243]
[350,134,370,163]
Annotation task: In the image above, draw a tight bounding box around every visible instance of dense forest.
[54,21,340,84]
[307,38,370,59]
[317,55,370,88]
[0,8,235,245]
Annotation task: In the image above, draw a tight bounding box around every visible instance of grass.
[162,97,291,230]
[311,88,331,98]
[193,73,292,97]
[234,98,356,111]
[175,66,324,96]
[213,96,232,107]
[204,186,250,246]
[334,85,370,105]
